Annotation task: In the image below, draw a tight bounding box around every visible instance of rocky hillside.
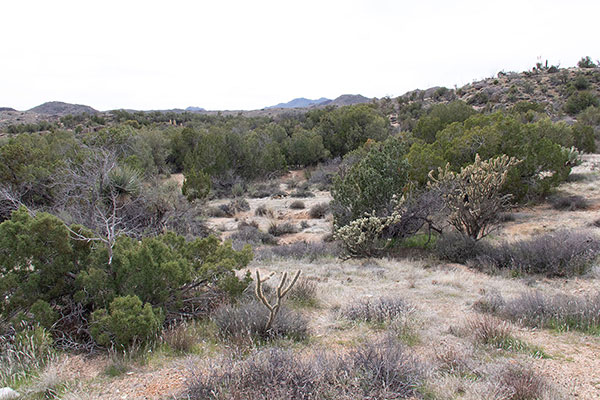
[28,101,98,115]
[384,65,600,129]
[266,97,330,109]
[321,94,371,107]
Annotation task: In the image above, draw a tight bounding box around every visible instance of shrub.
[267,222,298,236]
[182,169,211,201]
[206,206,227,218]
[499,291,600,334]
[331,137,410,228]
[475,230,600,277]
[307,157,342,190]
[248,183,279,198]
[254,204,273,217]
[571,123,596,152]
[212,301,308,341]
[437,230,600,277]
[230,225,278,246]
[414,100,476,143]
[0,208,253,348]
[90,295,164,349]
[185,339,425,400]
[256,241,341,261]
[549,194,589,211]
[573,75,590,90]
[578,56,598,68]
[489,362,547,400]
[308,202,329,218]
[289,200,305,209]
[289,189,314,198]
[410,112,576,200]
[434,232,489,264]
[564,91,600,115]
[340,296,413,325]
[316,103,391,158]
[428,154,521,240]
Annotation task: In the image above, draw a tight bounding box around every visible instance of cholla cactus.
[428,154,521,240]
[334,213,388,257]
[334,195,407,257]
[255,270,301,332]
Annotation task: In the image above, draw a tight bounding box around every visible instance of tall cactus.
[428,154,521,240]
[254,270,301,332]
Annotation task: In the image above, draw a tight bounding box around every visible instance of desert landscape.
[2,2,600,398]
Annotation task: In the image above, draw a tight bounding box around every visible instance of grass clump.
[488,362,549,400]
[466,315,547,358]
[254,204,273,217]
[287,278,319,308]
[290,189,315,198]
[0,326,55,388]
[339,296,413,324]
[161,322,197,353]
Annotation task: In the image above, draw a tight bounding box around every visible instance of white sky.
[1,0,598,111]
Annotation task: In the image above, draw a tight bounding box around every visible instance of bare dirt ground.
[26,159,600,399]
[200,170,333,244]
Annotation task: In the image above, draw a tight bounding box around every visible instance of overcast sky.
[2,0,598,111]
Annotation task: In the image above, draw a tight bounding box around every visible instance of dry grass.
[211,301,308,341]
[496,291,600,334]
[339,296,413,325]
[185,338,426,400]
[0,327,55,387]
[161,323,197,353]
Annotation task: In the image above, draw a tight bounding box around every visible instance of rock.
[0,388,20,400]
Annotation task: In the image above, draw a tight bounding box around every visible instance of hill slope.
[267,97,330,109]
[28,101,98,115]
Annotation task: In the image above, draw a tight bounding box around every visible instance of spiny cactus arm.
[279,270,301,298]
[255,270,275,312]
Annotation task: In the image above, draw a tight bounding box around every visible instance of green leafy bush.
[331,137,410,228]
[182,169,211,201]
[410,112,575,199]
[91,295,163,348]
[314,104,390,157]
[413,100,476,143]
[578,56,598,68]
[0,209,253,349]
[564,91,600,115]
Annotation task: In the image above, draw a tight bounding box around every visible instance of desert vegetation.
[1,59,600,399]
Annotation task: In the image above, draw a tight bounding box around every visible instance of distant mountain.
[28,101,98,116]
[0,107,16,112]
[321,94,371,107]
[185,106,206,112]
[267,97,330,109]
